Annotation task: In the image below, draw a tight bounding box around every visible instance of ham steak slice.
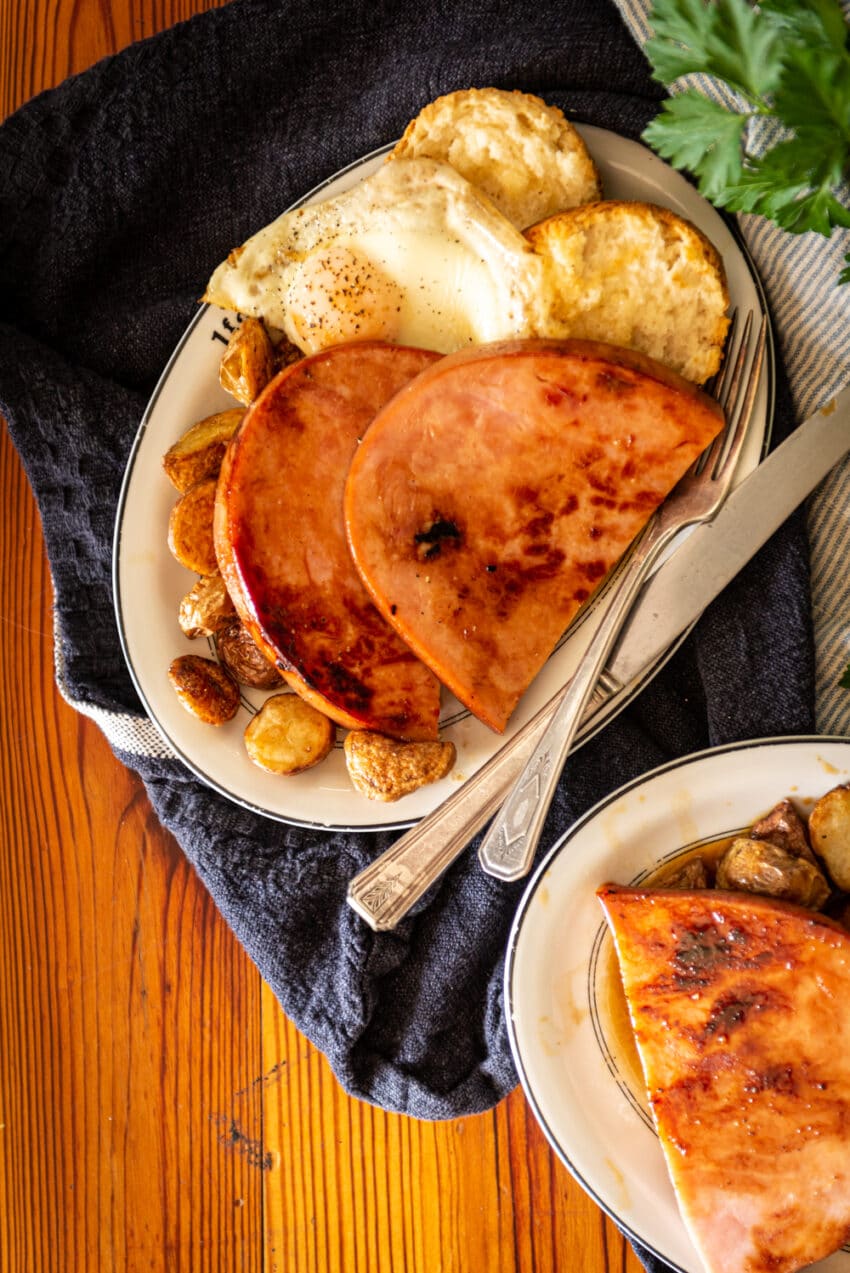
[597,885,850,1273]
[344,339,724,732]
[214,341,442,740]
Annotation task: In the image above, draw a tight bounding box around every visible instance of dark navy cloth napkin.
[0,5,811,1265]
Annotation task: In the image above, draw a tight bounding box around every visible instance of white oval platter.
[114,124,774,830]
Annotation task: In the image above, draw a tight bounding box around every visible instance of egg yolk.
[286,245,404,353]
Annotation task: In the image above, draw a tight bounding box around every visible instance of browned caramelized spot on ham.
[741,1063,797,1096]
[703,989,779,1039]
[669,920,775,991]
[524,510,555,538]
[322,662,373,713]
[580,559,607,582]
[575,445,605,470]
[493,549,569,597]
[595,369,635,394]
[414,516,462,561]
[587,471,617,497]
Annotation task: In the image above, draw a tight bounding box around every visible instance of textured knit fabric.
[0,0,814,1153]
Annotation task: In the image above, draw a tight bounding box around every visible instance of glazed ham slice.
[344,339,723,733]
[597,885,850,1273]
[214,341,442,740]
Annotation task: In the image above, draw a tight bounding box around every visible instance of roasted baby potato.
[216,620,284,689]
[659,856,710,890]
[751,797,815,863]
[219,317,275,405]
[273,336,305,372]
[809,785,850,891]
[162,408,244,492]
[716,836,830,910]
[343,731,456,802]
[244,694,335,774]
[168,654,240,725]
[178,572,237,638]
[167,477,218,575]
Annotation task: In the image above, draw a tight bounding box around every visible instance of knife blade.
[606,381,850,691]
[347,386,850,931]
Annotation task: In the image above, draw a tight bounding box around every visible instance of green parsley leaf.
[643,91,748,199]
[841,254,850,286]
[718,137,850,235]
[645,0,784,100]
[757,0,849,52]
[775,46,850,146]
[643,0,850,286]
[840,661,850,690]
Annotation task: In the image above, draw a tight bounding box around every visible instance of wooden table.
[0,2,645,1268]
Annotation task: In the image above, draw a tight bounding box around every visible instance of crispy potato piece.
[273,337,304,372]
[168,654,240,725]
[751,797,816,863]
[162,409,244,492]
[716,836,830,910]
[244,694,335,774]
[167,477,218,574]
[219,318,276,405]
[178,572,236,638]
[343,731,456,802]
[809,785,850,891]
[216,620,284,689]
[659,856,710,890]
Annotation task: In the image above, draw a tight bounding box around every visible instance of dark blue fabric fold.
[0,1,813,1266]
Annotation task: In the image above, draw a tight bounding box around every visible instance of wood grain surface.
[0,1,646,1269]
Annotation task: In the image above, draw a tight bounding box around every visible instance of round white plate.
[505,736,850,1273]
[113,124,775,831]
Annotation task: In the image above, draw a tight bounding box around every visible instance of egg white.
[205,158,554,355]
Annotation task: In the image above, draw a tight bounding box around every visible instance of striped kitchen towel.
[612,0,850,733]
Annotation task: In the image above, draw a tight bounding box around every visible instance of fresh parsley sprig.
[642,0,850,278]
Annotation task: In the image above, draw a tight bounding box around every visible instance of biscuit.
[391,87,600,229]
[527,200,730,384]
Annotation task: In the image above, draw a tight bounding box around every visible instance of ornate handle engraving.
[491,751,553,860]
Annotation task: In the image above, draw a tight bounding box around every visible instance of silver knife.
[347,386,850,931]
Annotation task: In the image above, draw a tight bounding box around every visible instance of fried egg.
[204,158,553,355]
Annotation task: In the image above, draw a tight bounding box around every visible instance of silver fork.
[477,310,766,881]
[347,312,766,928]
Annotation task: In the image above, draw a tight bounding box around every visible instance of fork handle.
[477,519,677,881]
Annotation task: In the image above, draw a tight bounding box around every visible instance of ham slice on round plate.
[598,885,850,1273]
[344,339,724,733]
[214,341,442,740]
